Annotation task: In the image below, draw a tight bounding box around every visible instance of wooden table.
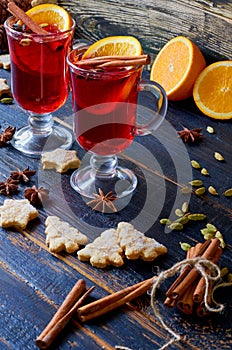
[1,1,232,349]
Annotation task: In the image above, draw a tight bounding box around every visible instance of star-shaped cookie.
[41,149,81,173]
[0,54,11,70]
[45,216,88,253]
[78,228,124,268]
[0,78,11,98]
[0,199,38,230]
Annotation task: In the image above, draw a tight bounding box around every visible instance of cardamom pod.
[181,201,189,213]
[168,222,184,231]
[203,233,214,240]
[189,179,203,187]
[19,38,32,46]
[220,267,229,278]
[160,218,171,225]
[223,188,232,197]
[195,187,206,195]
[181,187,192,194]
[175,208,183,217]
[227,274,232,283]
[206,126,215,134]
[188,213,206,221]
[208,186,218,195]
[201,228,211,235]
[206,223,217,233]
[214,152,224,161]
[191,160,201,169]
[215,231,226,248]
[180,242,191,251]
[175,216,189,225]
[0,97,14,104]
[201,168,209,176]
[40,23,49,28]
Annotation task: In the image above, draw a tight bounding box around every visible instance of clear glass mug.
[67,46,168,199]
[4,17,75,157]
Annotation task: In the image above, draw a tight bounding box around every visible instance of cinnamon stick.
[36,286,94,349]
[177,280,199,314]
[165,239,211,300]
[77,277,155,322]
[99,57,150,67]
[164,297,177,308]
[192,247,223,303]
[169,238,220,300]
[7,1,48,35]
[35,279,86,348]
[196,281,213,317]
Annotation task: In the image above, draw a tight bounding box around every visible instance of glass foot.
[11,125,73,158]
[70,164,137,199]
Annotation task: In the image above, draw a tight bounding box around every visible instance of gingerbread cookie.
[0,199,38,230]
[78,228,124,268]
[117,222,167,261]
[0,54,10,70]
[41,149,81,173]
[77,222,167,268]
[45,216,88,253]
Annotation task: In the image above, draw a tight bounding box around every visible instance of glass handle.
[135,80,168,136]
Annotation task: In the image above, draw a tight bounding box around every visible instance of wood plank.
[59,0,232,59]
[1,32,232,349]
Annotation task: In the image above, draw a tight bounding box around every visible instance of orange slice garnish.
[82,36,142,59]
[25,4,72,31]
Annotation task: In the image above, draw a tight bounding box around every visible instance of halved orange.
[82,36,142,59]
[193,61,232,120]
[25,4,72,31]
[150,36,206,101]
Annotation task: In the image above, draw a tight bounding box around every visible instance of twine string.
[150,257,224,350]
[115,257,225,350]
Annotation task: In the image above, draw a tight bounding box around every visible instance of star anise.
[0,126,16,147]
[24,185,49,207]
[87,188,117,213]
[177,127,203,143]
[0,178,19,196]
[10,166,36,183]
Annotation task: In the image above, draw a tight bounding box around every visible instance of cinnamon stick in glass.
[76,54,151,68]
[7,1,48,35]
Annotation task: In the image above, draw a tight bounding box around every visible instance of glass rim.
[67,47,143,77]
[4,16,76,38]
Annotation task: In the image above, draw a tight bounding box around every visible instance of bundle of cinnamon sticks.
[164,238,222,316]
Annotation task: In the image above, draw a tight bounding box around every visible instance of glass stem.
[90,154,118,179]
[28,113,54,135]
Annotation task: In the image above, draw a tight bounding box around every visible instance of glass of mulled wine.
[67,46,168,199]
[4,17,75,157]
